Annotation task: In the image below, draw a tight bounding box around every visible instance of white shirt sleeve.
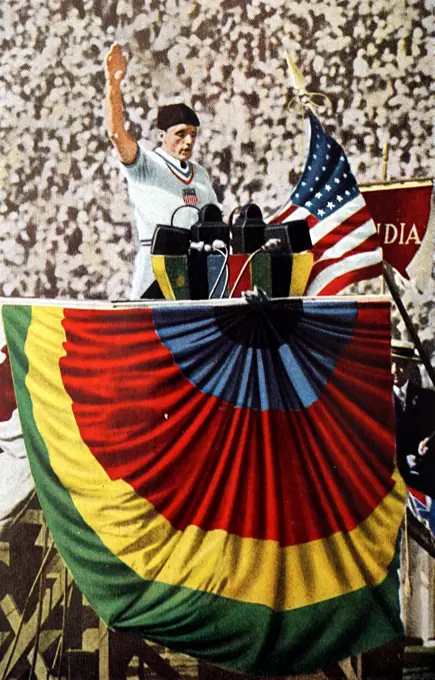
[118,145,151,184]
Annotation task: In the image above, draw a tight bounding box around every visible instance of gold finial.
[284,49,332,114]
[285,50,306,92]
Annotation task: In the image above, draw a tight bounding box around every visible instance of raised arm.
[104,43,138,164]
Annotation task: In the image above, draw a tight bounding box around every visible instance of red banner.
[362,181,433,279]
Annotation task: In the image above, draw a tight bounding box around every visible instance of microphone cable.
[208,241,229,299]
[229,239,283,299]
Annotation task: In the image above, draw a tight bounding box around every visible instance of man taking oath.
[104,43,218,299]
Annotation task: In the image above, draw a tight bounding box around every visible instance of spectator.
[392,339,435,497]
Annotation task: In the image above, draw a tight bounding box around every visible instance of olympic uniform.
[119,145,218,299]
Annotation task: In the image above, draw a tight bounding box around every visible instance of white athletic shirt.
[119,145,218,298]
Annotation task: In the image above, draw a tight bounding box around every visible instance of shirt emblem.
[183,188,198,206]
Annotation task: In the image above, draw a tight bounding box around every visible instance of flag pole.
[383,261,435,390]
[380,140,389,293]
[284,50,333,173]
[284,50,311,174]
[381,141,389,182]
[284,50,314,112]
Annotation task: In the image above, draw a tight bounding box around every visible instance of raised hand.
[104,42,138,163]
[105,43,127,83]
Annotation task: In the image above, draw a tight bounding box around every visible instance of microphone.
[261,238,284,252]
[230,203,265,253]
[211,239,227,251]
[151,225,190,255]
[189,241,206,252]
[191,204,230,246]
[264,219,312,253]
[189,241,213,253]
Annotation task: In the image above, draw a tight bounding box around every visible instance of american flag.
[268,112,382,295]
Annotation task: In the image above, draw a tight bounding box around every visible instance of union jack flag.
[268,112,382,295]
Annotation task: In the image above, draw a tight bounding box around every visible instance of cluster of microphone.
[150,203,312,258]
[150,203,313,300]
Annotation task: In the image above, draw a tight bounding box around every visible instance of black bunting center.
[213,301,304,349]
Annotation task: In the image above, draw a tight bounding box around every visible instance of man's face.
[391,358,410,388]
[161,124,198,161]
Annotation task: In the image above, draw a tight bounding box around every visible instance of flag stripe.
[309,195,368,246]
[268,203,310,224]
[316,219,377,262]
[307,251,383,295]
[311,237,382,282]
[313,205,375,251]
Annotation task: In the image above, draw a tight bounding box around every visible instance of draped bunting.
[3,298,406,676]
